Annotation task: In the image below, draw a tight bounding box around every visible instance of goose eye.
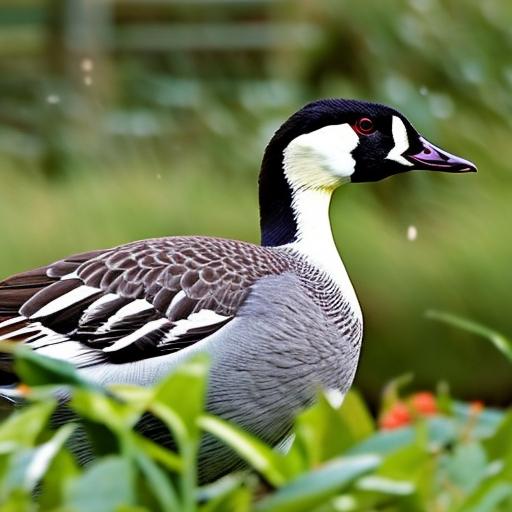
[354,117,375,135]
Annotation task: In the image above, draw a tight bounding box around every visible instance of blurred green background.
[0,0,510,405]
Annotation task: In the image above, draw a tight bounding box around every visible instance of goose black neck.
[258,101,335,247]
[258,150,298,247]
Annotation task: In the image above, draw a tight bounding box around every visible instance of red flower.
[379,401,411,430]
[16,383,31,396]
[469,400,484,415]
[410,392,437,416]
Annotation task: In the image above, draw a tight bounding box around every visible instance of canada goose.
[0,99,476,480]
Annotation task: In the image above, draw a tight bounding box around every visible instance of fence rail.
[0,0,315,175]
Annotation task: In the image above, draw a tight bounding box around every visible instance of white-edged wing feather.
[0,237,288,379]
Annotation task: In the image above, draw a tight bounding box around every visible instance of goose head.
[259,98,476,247]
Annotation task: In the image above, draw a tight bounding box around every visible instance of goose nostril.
[423,148,432,155]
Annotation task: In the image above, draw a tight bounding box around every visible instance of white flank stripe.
[0,324,40,340]
[386,116,413,166]
[36,340,89,361]
[81,293,121,322]
[0,316,27,329]
[167,290,187,313]
[30,286,100,319]
[98,298,154,333]
[85,293,119,311]
[115,299,154,317]
[0,320,92,366]
[165,309,230,342]
[20,322,69,348]
[60,271,79,280]
[103,318,169,352]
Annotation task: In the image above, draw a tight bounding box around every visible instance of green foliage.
[0,349,511,511]
[427,311,512,363]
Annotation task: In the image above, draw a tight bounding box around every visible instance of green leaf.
[133,449,181,511]
[153,354,210,441]
[12,346,100,389]
[348,427,415,457]
[198,474,250,512]
[201,487,251,512]
[453,402,503,439]
[483,410,512,462]
[377,443,428,479]
[286,390,374,473]
[255,455,380,512]
[199,414,288,487]
[3,423,75,494]
[131,433,182,473]
[117,507,151,512]
[81,420,120,458]
[0,489,33,512]
[146,356,210,512]
[381,374,414,412]
[426,417,458,447]
[109,384,154,414]
[426,310,512,362]
[355,475,415,496]
[459,455,512,512]
[0,400,56,448]
[39,447,81,511]
[375,441,433,508]
[291,393,353,469]
[66,456,136,512]
[461,484,512,512]
[71,388,143,433]
[339,390,375,440]
[436,381,454,416]
[349,417,458,458]
[444,442,488,493]
[197,473,245,503]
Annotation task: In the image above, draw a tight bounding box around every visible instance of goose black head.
[259,98,476,246]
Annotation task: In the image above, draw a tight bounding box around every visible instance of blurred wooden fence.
[0,0,318,176]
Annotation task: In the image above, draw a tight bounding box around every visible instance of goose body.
[0,99,475,480]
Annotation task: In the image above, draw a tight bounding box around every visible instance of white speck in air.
[419,86,429,96]
[46,94,60,104]
[429,93,454,119]
[407,225,418,241]
[84,75,93,86]
[81,58,94,73]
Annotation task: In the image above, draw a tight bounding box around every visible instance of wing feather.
[0,237,289,375]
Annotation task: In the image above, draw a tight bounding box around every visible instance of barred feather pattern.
[287,250,363,348]
[0,236,362,383]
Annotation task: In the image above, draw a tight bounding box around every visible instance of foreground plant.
[0,348,511,511]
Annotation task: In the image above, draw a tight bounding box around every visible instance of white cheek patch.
[283,123,360,189]
[386,116,413,166]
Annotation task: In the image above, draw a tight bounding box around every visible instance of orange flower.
[410,392,437,416]
[469,400,484,415]
[16,383,31,396]
[379,401,411,430]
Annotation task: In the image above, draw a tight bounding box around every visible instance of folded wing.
[0,237,288,382]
